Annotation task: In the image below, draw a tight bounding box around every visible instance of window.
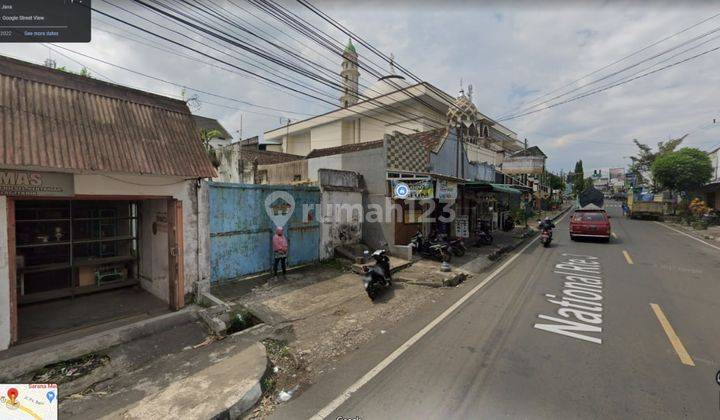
[573,212,606,222]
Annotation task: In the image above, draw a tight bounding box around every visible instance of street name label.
[533,253,604,344]
[0,0,91,43]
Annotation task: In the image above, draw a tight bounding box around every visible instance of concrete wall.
[319,190,362,260]
[286,131,311,156]
[0,197,9,350]
[339,147,393,249]
[308,155,343,182]
[310,121,343,150]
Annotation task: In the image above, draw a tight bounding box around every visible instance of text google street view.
[0,0,719,419]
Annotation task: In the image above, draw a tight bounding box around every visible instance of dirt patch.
[238,265,446,417]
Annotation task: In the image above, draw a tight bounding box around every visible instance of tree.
[200,129,223,168]
[651,147,712,193]
[629,135,686,186]
[572,160,585,197]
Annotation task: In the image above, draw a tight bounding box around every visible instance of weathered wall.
[319,190,362,260]
[318,169,363,259]
[208,183,321,282]
[0,196,10,350]
[257,160,308,184]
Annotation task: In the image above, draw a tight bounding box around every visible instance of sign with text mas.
[391,179,433,200]
[0,170,74,197]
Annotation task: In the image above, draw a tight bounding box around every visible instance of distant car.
[570,208,611,242]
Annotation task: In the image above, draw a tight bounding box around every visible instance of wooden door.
[167,199,184,310]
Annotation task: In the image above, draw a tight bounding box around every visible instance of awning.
[463,182,522,195]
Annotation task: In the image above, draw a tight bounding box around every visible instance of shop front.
[460,182,522,236]
[0,56,216,349]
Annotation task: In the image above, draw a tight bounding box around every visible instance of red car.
[570,208,611,241]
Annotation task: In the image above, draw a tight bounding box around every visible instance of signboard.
[391,179,433,200]
[502,156,545,175]
[435,179,458,201]
[455,215,469,238]
[0,170,74,197]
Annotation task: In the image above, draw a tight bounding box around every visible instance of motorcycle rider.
[539,217,555,239]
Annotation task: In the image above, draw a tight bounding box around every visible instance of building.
[263,42,524,159]
[214,143,303,184]
[0,56,216,349]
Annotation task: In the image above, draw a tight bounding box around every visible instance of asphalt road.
[273,201,720,419]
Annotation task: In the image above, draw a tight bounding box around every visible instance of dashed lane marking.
[650,303,695,366]
[622,250,634,265]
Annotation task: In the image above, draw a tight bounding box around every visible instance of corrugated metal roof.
[0,56,216,178]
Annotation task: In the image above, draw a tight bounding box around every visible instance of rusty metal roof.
[0,56,216,178]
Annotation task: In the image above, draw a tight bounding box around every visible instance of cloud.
[2,1,719,171]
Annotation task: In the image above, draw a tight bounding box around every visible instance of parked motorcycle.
[430,233,466,257]
[474,220,493,246]
[361,249,392,300]
[410,231,452,262]
[446,237,466,257]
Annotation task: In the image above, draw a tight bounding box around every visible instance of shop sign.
[435,179,458,201]
[0,169,74,197]
[455,215,469,238]
[391,179,433,200]
[502,156,545,175]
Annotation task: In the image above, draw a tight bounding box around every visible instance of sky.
[2,0,719,173]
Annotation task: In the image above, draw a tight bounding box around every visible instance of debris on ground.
[249,339,309,418]
[32,354,110,384]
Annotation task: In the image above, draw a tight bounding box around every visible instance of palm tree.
[200,129,223,168]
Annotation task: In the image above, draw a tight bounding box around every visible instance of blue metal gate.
[208,182,321,283]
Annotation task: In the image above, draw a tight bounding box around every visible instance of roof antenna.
[389,53,396,75]
[459,77,464,96]
[468,84,474,102]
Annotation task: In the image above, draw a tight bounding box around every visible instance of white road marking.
[654,222,720,252]
[310,212,572,419]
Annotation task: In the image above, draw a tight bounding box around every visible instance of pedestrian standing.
[272,226,288,277]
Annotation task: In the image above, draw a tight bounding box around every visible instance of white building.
[263,40,524,159]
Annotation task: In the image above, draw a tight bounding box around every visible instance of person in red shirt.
[272,226,288,277]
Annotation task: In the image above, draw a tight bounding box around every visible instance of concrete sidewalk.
[58,322,272,419]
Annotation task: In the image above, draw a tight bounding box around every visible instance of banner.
[391,179,434,200]
[435,179,458,200]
